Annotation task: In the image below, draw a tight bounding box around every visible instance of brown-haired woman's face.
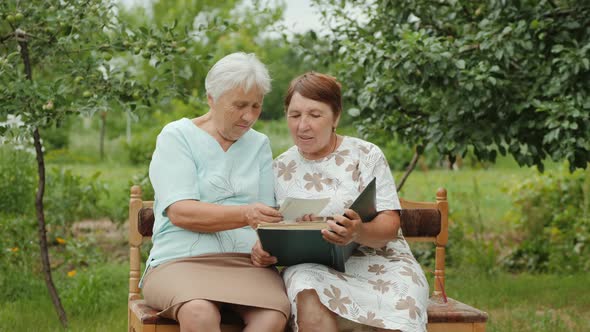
[286,92,339,160]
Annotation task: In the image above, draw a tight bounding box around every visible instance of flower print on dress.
[303,172,333,192]
[323,285,352,315]
[395,296,422,320]
[367,264,386,275]
[345,161,361,181]
[359,144,370,155]
[368,279,392,293]
[357,312,385,328]
[328,268,350,282]
[390,252,417,265]
[400,266,425,287]
[333,149,350,166]
[277,160,297,181]
[376,246,396,258]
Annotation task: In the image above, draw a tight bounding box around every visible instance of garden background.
[1,0,589,331]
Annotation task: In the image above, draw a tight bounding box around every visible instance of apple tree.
[308,0,589,185]
[0,0,194,325]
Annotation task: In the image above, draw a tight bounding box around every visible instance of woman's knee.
[238,306,287,332]
[257,310,288,331]
[177,299,221,327]
[296,290,337,331]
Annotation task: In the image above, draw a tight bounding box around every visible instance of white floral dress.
[273,136,429,332]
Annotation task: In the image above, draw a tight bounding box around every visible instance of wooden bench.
[128,186,488,332]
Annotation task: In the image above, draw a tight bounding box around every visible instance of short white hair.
[205,52,271,101]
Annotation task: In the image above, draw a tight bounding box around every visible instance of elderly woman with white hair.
[140,52,289,332]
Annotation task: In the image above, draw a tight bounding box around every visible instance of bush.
[503,165,590,273]
[124,128,159,166]
[0,214,38,274]
[446,178,500,275]
[41,120,71,151]
[0,145,36,214]
[44,167,109,230]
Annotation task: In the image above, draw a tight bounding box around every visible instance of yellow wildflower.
[56,237,66,245]
[67,270,77,277]
[11,247,19,252]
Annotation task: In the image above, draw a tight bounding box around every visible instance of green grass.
[1,265,587,331]
[443,271,590,332]
[396,168,537,233]
[0,264,128,332]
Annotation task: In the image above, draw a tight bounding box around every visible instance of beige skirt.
[141,253,290,320]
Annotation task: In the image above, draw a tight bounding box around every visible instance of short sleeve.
[360,143,401,211]
[149,127,200,215]
[257,137,276,207]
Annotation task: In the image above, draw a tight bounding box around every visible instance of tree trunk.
[397,150,421,192]
[18,29,68,328]
[126,110,132,144]
[99,111,106,160]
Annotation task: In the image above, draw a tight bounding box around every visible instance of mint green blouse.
[144,118,275,272]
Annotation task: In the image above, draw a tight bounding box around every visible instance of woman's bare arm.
[167,200,282,232]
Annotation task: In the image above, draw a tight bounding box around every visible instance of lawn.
[1,264,588,331]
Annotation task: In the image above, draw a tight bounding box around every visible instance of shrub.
[503,166,590,273]
[41,120,71,151]
[44,167,109,230]
[0,214,38,272]
[445,178,500,275]
[124,129,158,166]
[0,145,36,214]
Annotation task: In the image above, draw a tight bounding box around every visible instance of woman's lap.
[142,253,290,320]
[283,239,429,332]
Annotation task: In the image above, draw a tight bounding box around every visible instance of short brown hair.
[284,72,342,116]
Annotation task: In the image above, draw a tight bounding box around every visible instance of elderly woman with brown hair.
[140,52,289,332]
[252,72,429,332]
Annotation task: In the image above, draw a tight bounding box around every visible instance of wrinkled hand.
[251,240,277,267]
[243,203,282,229]
[321,209,362,246]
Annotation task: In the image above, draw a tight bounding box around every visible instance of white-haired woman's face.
[207,87,263,142]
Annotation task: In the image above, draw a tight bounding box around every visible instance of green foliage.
[0,0,196,145]
[309,0,590,172]
[0,145,36,214]
[44,168,109,230]
[118,0,300,120]
[60,264,127,317]
[42,120,71,151]
[446,178,499,275]
[0,214,38,278]
[0,264,128,331]
[124,129,159,166]
[503,166,590,272]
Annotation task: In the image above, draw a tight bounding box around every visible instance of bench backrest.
[128,186,448,302]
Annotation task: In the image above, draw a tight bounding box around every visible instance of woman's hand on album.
[321,209,362,246]
[296,214,319,222]
[243,203,283,229]
[251,240,278,267]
